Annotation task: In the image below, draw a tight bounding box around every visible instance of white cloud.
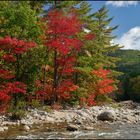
[106,1,138,7]
[113,26,140,50]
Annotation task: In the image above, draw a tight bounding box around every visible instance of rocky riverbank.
[0,100,140,133]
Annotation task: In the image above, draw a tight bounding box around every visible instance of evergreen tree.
[72,2,122,104]
[91,5,121,69]
[77,3,121,71]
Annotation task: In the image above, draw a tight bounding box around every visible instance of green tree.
[0,1,42,40]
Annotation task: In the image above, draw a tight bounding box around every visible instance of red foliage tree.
[36,8,83,105]
[0,36,36,112]
[32,6,95,105]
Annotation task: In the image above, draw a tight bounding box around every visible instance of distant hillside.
[112,49,140,101]
[114,50,140,76]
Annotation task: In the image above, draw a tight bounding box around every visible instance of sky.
[88,1,140,50]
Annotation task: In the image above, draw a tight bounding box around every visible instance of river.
[1,122,140,139]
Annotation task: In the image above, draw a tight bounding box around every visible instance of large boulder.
[97,111,115,122]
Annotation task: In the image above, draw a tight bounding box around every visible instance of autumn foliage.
[0,36,36,112]
[92,67,115,95]
[33,8,83,104]
[0,3,118,113]
[80,67,115,106]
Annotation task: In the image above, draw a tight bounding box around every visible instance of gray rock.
[2,121,14,126]
[66,124,79,131]
[123,115,135,122]
[97,111,115,122]
[38,111,47,116]
[24,125,30,131]
[92,119,97,123]
[21,119,33,125]
[65,114,73,122]
[3,126,8,131]
[33,113,40,118]
[40,116,46,121]
[46,116,55,122]
[0,127,4,132]
[21,120,28,125]
[76,110,92,121]
[16,120,20,126]
[134,111,140,115]
[74,120,83,125]
[12,122,17,126]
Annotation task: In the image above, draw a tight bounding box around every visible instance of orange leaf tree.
[80,67,116,106]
